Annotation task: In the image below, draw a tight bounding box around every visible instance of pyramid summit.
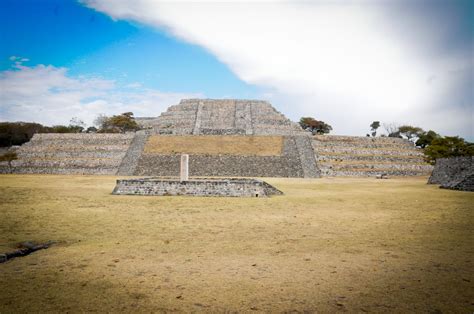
[137,99,305,136]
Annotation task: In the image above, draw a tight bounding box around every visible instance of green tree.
[415,130,440,148]
[299,117,332,135]
[98,112,140,133]
[370,121,380,137]
[0,122,48,147]
[424,136,474,163]
[0,151,18,173]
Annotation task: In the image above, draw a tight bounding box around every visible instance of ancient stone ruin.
[313,135,433,177]
[113,153,283,197]
[0,98,433,178]
[113,177,283,197]
[428,157,473,191]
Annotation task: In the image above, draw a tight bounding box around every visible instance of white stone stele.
[180,154,189,181]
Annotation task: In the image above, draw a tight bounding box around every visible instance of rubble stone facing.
[149,99,305,136]
[117,130,149,175]
[134,136,307,177]
[112,178,283,197]
[0,133,134,174]
[428,157,473,191]
[313,135,433,177]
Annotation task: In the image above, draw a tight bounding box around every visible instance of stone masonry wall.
[112,178,283,197]
[134,136,309,178]
[0,133,134,174]
[313,135,433,177]
[150,99,305,136]
[428,157,473,191]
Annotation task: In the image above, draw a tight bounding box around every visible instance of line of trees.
[0,112,141,147]
[367,121,474,163]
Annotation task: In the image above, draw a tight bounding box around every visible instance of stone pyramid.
[138,99,305,136]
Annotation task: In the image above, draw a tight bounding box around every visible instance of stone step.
[17,151,126,159]
[316,154,426,163]
[27,138,133,145]
[320,168,430,177]
[314,135,413,145]
[17,145,130,152]
[12,158,122,168]
[318,161,433,171]
[313,140,414,149]
[315,146,424,156]
[0,165,117,175]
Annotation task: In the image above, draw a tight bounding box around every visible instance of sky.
[0,0,472,140]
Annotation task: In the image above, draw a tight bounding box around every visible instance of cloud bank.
[0,61,201,126]
[83,0,472,139]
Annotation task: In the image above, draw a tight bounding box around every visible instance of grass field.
[0,175,472,312]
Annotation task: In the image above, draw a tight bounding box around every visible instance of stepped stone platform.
[313,135,433,177]
[134,135,319,178]
[1,99,436,178]
[428,157,473,191]
[0,133,134,174]
[139,99,305,136]
[132,99,319,178]
[112,178,283,197]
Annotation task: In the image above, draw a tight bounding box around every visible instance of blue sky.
[0,0,256,97]
[0,0,472,140]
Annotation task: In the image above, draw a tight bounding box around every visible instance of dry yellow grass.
[144,135,283,156]
[0,175,473,312]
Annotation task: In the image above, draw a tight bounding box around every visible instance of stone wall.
[117,130,149,175]
[313,135,433,177]
[112,178,283,197]
[134,135,311,178]
[0,133,134,174]
[428,157,473,191]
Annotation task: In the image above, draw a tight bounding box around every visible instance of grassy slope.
[0,175,472,312]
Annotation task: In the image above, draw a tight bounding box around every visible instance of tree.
[416,130,440,148]
[424,136,474,163]
[0,151,18,173]
[0,122,48,147]
[98,112,140,133]
[68,117,85,133]
[370,121,380,137]
[299,117,332,135]
[383,123,401,138]
[398,125,424,142]
[86,126,98,133]
[94,114,108,129]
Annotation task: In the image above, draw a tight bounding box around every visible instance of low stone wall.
[112,178,283,197]
[428,157,473,191]
[135,154,304,177]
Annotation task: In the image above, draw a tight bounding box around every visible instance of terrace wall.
[313,135,433,177]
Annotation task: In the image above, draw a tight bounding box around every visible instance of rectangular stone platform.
[112,178,283,197]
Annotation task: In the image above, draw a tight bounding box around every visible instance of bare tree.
[383,123,400,137]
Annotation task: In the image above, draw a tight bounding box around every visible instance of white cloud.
[83,0,473,139]
[0,63,201,126]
